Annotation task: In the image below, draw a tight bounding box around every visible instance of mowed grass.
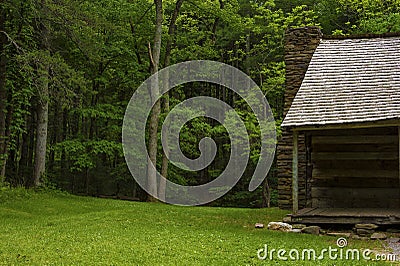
[0,189,390,265]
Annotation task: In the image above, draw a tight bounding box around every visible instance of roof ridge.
[324,32,400,40]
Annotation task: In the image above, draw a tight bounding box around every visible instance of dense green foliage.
[0,189,388,265]
[0,0,398,206]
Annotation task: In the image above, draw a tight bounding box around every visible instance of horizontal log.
[311,187,400,199]
[293,207,400,224]
[312,198,400,209]
[312,168,399,179]
[312,177,399,188]
[312,143,398,153]
[296,208,400,217]
[313,160,399,170]
[312,135,398,145]
[312,152,398,160]
[309,127,398,136]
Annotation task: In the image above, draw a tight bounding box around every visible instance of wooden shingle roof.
[282,36,400,128]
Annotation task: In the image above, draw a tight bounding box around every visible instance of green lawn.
[0,189,393,265]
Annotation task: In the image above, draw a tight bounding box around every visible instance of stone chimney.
[277,27,322,210]
[283,26,322,116]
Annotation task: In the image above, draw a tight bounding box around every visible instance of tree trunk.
[48,99,61,173]
[262,177,271,208]
[146,0,163,202]
[19,107,35,186]
[0,7,7,182]
[159,87,169,201]
[159,0,184,201]
[33,73,49,187]
[33,0,50,187]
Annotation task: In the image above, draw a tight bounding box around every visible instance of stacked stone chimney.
[277,27,322,210]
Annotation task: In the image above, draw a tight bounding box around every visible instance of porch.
[290,208,400,225]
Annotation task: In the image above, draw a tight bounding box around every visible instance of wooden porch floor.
[291,208,400,225]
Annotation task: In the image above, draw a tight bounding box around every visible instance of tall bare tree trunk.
[146,0,163,201]
[33,65,49,187]
[158,71,169,201]
[0,7,7,182]
[33,0,50,187]
[159,0,184,201]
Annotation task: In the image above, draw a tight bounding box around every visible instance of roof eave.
[281,118,400,131]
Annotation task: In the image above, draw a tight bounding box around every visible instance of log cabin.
[278,27,400,225]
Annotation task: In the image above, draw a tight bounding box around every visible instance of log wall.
[310,127,400,208]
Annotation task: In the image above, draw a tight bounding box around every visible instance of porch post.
[292,130,299,213]
[398,126,400,207]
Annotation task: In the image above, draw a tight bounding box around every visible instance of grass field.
[0,188,393,265]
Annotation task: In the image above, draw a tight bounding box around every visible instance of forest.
[0,0,399,207]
